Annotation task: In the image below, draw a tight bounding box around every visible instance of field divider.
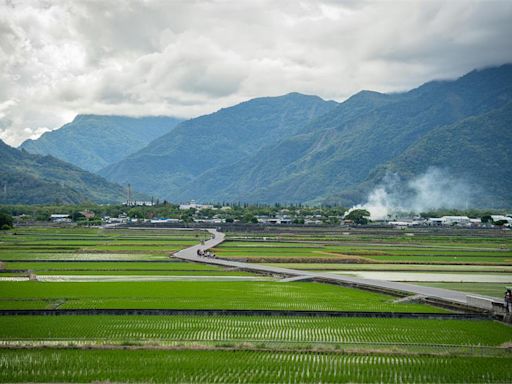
[0,308,492,319]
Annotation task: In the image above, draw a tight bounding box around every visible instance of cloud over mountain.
[1,0,511,145]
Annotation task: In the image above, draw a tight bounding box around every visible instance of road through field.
[174,229,503,311]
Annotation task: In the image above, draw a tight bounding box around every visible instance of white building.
[441,216,471,225]
[150,218,181,224]
[50,214,71,223]
[179,200,213,210]
[491,215,512,225]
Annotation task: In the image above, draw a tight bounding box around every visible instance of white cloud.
[0,0,511,146]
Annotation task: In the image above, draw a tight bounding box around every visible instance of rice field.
[0,316,509,347]
[0,227,209,262]
[1,225,512,383]
[0,280,444,312]
[416,282,510,298]
[1,349,510,383]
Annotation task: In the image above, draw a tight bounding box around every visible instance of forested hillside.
[20,115,182,172]
[0,140,128,204]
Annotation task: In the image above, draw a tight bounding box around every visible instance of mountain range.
[0,140,129,204]
[10,64,512,207]
[20,115,182,172]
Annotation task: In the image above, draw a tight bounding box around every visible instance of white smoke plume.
[349,168,473,220]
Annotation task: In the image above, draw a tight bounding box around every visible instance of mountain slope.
[100,93,337,198]
[180,64,512,205]
[0,139,129,204]
[20,115,182,172]
[341,102,512,208]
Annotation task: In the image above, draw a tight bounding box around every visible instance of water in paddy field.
[333,271,512,283]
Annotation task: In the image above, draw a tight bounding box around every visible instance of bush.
[0,212,13,229]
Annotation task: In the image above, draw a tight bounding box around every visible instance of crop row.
[0,316,509,346]
[0,349,510,383]
[2,261,226,271]
[0,281,443,312]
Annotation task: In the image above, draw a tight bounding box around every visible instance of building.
[50,214,71,223]
[79,210,95,219]
[150,218,181,224]
[491,215,512,225]
[179,200,213,210]
[440,216,471,226]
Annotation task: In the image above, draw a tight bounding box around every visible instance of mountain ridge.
[20,114,182,172]
[0,139,131,204]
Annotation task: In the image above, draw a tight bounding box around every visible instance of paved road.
[174,229,502,312]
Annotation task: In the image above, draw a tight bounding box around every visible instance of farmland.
[2,349,510,383]
[0,281,442,312]
[1,225,511,383]
[0,316,510,347]
[214,228,512,299]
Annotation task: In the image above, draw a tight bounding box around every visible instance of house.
[79,210,95,219]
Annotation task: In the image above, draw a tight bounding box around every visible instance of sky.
[1,0,511,146]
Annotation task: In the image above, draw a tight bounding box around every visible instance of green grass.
[213,241,512,264]
[1,349,510,383]
[0,316,509,346]
[0,281,444,312]
[0,261,246,277]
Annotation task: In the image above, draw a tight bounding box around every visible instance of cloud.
[0,0,511,146]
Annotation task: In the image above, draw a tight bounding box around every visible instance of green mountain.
[177,65,512,207]
[93,65,512,208]
[0,139,129,204]
[332,102,512,208]
[99,93,338,199]
[20,115,182,172]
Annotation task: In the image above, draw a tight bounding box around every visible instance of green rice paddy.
[1,349,510,383]
[1,225,511,383]
[0,316,509,347]
[0,280,443,312]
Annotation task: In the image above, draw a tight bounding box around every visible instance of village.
[27,200,512,229]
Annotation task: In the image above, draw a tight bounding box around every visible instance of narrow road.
[174,229,503,312]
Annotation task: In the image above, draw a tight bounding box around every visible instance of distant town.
[5,200,511,229]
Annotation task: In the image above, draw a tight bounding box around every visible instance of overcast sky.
[1,0,511,146]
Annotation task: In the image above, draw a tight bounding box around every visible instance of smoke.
[350,167,473,220]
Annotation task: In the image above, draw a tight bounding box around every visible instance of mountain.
[177,65,512,206]
[99,93,338,199]
[20,115,182,172]
[333,102,512,208]
[0,139,129,204]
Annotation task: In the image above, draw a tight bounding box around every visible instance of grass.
[0,316,509,346]
[1,349,510,383]
[0,281,444,312]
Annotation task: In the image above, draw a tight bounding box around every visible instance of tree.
[0,212,13,229]
[344,209,370,225]
[481,215,493,223]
